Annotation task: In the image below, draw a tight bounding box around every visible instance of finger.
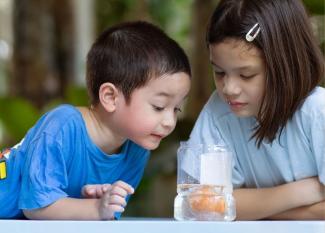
[96,184,111,198]
[113,181,134,194]
[93,184,111,198]
[94,184,112,198]
[102,184,112,193]
[82,185,96,198]
[110,186,129,198]
[107,204,125,213]
[108,194,127,207]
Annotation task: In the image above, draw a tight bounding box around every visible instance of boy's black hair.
[207,0,324,147]
[87,21,191,105]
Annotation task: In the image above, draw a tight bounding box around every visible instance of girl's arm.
[234,177,325,220]
[266,201,325,220]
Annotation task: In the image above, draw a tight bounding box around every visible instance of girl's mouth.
[227,101,247,110]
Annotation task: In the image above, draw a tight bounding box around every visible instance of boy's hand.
[82,184,111,198]
[97,181,134,220]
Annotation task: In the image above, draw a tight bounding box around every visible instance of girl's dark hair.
[207,0,324,147]
[87,21,191,105]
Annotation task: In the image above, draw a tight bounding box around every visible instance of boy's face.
[114,72,191,150]
[209,38,266,118]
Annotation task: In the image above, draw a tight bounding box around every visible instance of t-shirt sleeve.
[19,133,68,210]
[309,108,325,185]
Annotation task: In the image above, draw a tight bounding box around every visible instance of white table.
[1,219,324,233]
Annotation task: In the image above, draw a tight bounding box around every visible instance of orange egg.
[188,186,226,213]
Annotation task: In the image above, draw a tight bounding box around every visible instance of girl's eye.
[153,105,164,112]
[214,71,225,78]
[240,74,256,80]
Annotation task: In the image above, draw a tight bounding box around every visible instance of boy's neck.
[78,106,125,155]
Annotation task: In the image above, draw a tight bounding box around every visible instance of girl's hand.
[82,184,111,198]
[294,177,325,205]
[97,180,134,220]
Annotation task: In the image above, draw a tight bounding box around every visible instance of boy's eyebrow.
[155,92,173,98]
[154,91,190,100]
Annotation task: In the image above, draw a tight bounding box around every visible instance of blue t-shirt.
[0,104,150,219]
[187,87,325,188]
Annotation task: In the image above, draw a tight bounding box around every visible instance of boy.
[0,21,191,220]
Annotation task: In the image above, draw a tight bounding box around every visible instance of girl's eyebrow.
[210,61,219,68]
[210,61,223,70]
[236,65,255,71]
[210,61,255,71]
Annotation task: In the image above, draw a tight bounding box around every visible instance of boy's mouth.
[150,134,164,140]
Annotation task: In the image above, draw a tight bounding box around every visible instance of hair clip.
[245,23,260,42]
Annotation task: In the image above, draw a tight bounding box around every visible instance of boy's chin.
[139,141,161,150]
[144,143,160,150]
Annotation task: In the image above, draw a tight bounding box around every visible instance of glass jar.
[174,142,236,221]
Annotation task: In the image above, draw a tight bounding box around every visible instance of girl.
[187,0,325,220]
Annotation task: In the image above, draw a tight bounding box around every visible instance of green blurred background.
[0,0,324,217]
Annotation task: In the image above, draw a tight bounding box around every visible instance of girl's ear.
[98,82,120,112]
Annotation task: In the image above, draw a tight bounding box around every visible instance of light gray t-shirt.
[187,87,325,188]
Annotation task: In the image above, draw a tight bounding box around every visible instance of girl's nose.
[222,76,241,96]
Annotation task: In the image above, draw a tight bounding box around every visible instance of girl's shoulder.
[292,87,325,131]
[299,87,325,115]
[205,91,233,119]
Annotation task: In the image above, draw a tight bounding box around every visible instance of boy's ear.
[98,83,120,112]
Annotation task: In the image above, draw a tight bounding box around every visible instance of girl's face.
[209,39,266,118]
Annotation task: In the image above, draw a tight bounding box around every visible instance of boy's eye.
[174,107,182,113]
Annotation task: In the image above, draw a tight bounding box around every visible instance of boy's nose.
[222,77,241,96]
[162,112,177,131]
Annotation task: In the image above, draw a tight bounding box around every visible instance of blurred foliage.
[95,0,192,51]
[148,0,191,46]
[0,86,88,148]
[95,0,132,33]
[0,97,40,142]
[303,0,325,15]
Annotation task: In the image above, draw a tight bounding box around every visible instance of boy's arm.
[23,180,133,220]
[23,198,103,220]
[266,201,325,220]
[234,177,325,220]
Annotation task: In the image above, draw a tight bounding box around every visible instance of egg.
[188,186,226,213]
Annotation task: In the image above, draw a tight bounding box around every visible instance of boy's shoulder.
[43,104,80,122]
[32,104,83,137]
[47,104,79,117]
